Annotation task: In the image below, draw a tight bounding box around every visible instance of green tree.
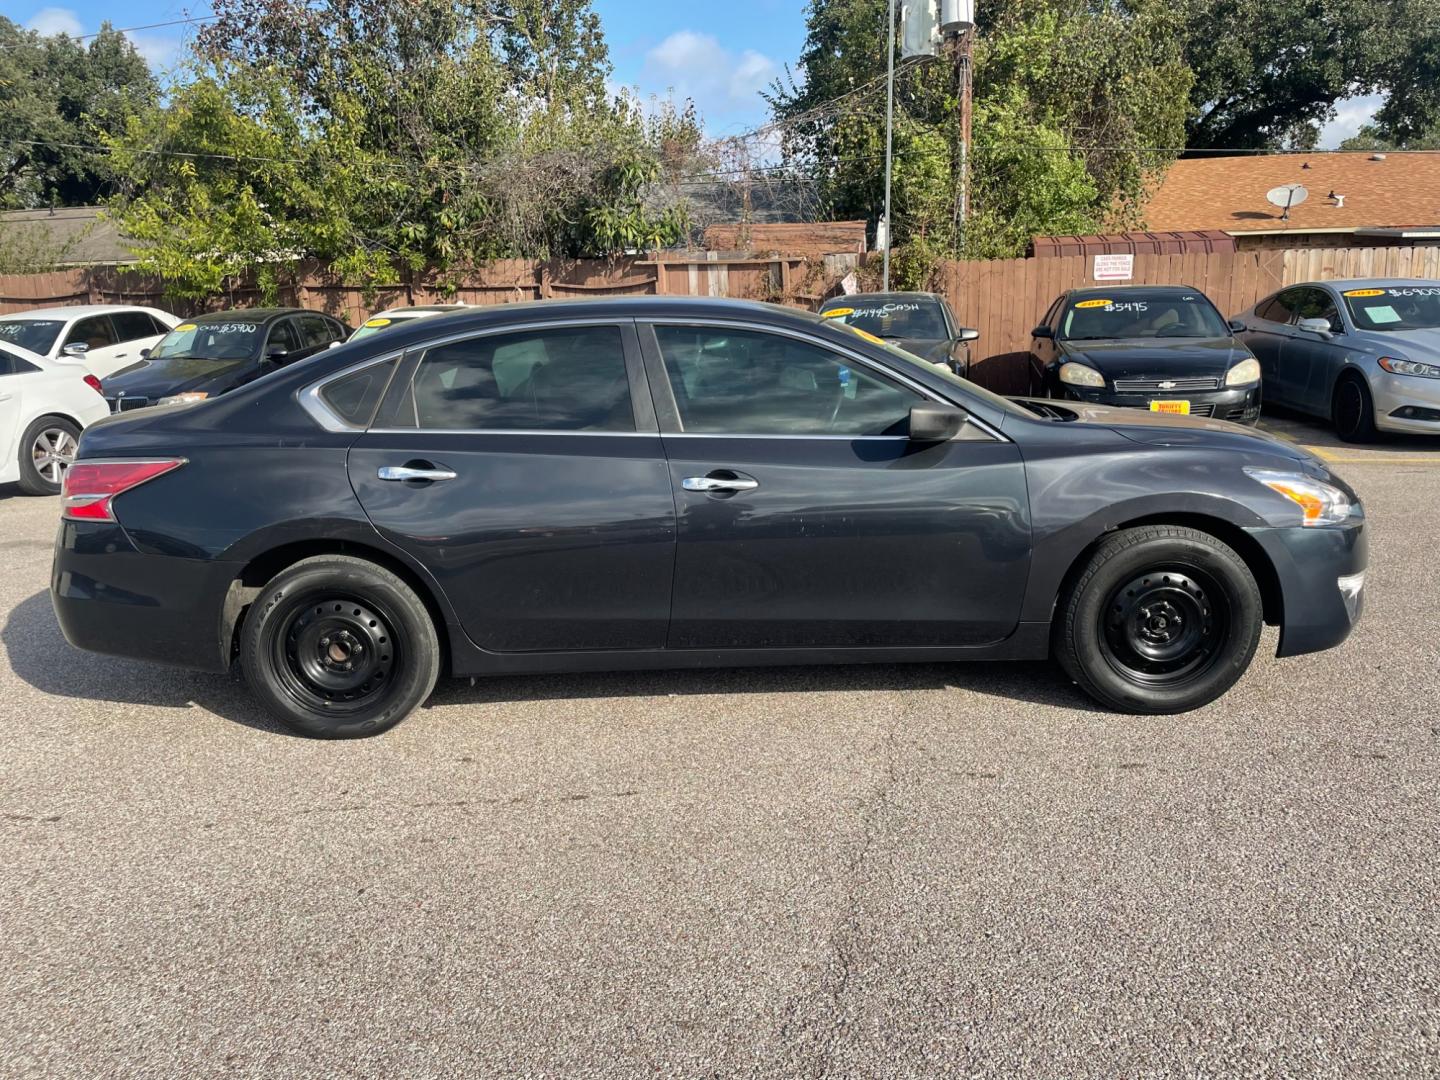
[766,0,1190,270]
[0,17,158,208]
[108,0,695,299]
[1180,0,1440,150]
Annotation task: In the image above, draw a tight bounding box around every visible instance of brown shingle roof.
[1144,152,1440,234]
[0,206,133,265]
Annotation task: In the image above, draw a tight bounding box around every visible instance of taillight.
[83,374,103,395]
[61,459,185,522]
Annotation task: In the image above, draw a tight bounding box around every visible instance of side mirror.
[1031,325,1054,340]
[908,403,969,442]
[265,345,290,362]
[1228,318,1246,333]
[956,327,980,343]
[139,347,150,359]
[62,342,89,356]
[1296,317,1333,337]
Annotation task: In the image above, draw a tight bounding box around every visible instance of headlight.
[1058,362,1104,388]
[1378,356,1440,378]
[1244,467,1352,526]
[1225,357,1261,386]
[156,392,209,406]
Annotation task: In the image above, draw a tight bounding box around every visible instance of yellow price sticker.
[1342,288,1385,297]
[845,325,884,344]
[174,323,197,332]
[364,317,392,327]
[822,307,854,318]
[1075,299,1111,309]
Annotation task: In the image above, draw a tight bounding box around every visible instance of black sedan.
[1028,286,1262,424]
[818,291,978,375]
[101,308,348,412]
[55,297,1365,738]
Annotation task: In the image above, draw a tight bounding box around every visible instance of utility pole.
[881,0,896,291]
[953,24,974,254]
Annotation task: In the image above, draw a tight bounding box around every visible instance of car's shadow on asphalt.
[4,589,1102,738]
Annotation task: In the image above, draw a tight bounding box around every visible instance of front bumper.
[52,520,240,672]
[1058,384,1262,424]
[1246,518,1368,658]
[1372,371,1440,434]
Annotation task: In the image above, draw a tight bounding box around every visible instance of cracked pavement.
[2,426,1439,1078]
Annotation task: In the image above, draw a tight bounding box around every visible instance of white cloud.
[26,7,84,37]
[126,31,183,69]
[642,30,778,131]
[1319,93,1385,149]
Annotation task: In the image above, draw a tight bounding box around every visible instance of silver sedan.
[1232,278,1440,441]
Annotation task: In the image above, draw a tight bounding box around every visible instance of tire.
[1332,374,1378,443]
[240,556,440,738]
[1054,525,1263,714]
[16,416,81,496]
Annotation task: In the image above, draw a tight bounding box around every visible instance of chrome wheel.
[31,427,78,484]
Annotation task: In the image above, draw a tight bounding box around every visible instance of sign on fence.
[1092,254,1134,281]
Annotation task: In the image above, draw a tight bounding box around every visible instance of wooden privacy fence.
[2,245,1437,393]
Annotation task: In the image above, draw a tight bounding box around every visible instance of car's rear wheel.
[1333,373,1378,443]
[16,416,80,496]
[241,556,440,738]
[1054,525,1262,714]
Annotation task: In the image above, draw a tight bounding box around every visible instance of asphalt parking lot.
[2,413,1438,1079]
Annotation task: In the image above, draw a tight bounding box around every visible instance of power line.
[0,14,218,51]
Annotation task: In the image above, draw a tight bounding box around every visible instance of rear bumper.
[1060,384,1262,424]
[1246,518,1368,658]
[51,520,239,673]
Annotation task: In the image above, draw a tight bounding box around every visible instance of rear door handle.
[682,473,759,494]
[378,465,456,482]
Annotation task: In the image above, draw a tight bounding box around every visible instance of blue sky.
[12,1,808,136]
[14,1,1376,145]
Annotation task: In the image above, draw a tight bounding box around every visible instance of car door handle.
[682,473,759,493]
[378,465,456,482]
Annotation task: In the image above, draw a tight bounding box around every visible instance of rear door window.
[397,325,635,431]
[300,313,343,348]
[65,315,117,349]
[111,311,163,342]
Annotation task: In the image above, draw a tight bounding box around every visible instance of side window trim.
[369,318,657,434]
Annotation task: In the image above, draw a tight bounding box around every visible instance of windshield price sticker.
[1075,299,1111,309]
[1387,287,1440,298]
[174,323,197,332]
[822,308,854,318]
[209,323,260,334]
[1342,288,1385,298]
[1077,299,1148,312]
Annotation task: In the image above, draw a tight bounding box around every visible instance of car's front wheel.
[1054,525,1263,714]
[240,556,440,738]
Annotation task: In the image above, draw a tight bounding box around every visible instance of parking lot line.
[1303,446,1440,464]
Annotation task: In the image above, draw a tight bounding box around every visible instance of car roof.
[820,292,945,305]
[186,307,318,325]
[1066,284,1204,297]
[1294,278,1440,291]
[0,304,169,321]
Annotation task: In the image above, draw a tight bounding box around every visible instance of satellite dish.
[1266,183,1309,220]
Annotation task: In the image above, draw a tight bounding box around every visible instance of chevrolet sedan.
[54,297,1366,738]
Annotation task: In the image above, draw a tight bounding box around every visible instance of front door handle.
[682,473,759,494]
[378,465,457,482]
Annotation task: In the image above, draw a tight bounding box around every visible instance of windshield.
[823,299,948,339]
[349,315,410,342]
[0,319,63,355]
[1341,286,1440,331]
[150,320,263,361]
[1060,293,1229,340]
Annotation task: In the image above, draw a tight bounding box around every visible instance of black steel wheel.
[241,556,440,738]
[1054,525,1263,714]
[1333,374,1378,443]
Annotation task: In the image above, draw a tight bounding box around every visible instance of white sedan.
[0,304,180,380]
[0,341,111,495]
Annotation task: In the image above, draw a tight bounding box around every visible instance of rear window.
[319,357,399,426]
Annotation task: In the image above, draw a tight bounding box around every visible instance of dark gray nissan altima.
[52,297,1367,738]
